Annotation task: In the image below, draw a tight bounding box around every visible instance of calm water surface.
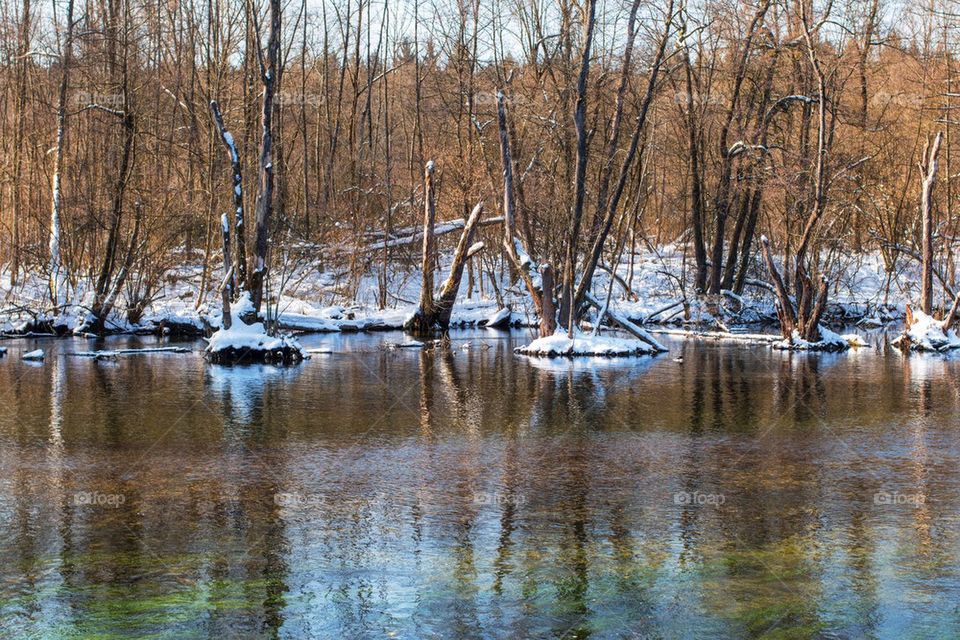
[1,330,959,639]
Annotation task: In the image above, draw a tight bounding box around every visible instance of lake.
[1,330,958,639]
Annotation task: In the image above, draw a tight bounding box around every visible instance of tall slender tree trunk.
[49,0,77,308]
[920,132,943,316]
[250,0,282,315]
[10,0,31,287]
[559,0,596,334]
[683,46,708,293]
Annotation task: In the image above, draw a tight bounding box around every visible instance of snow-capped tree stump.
[206,292,304,364]
[893,303,960,352]
[405,161,439,335]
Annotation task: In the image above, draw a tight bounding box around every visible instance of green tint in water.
[1,332,959,639]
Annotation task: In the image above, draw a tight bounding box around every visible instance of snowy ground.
[0,243,933,340]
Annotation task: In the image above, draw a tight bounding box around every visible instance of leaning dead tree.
[406,162,487,334]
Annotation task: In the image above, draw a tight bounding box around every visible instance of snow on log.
[360,217,503,253]
[483,306,512,329]
[516,330,658,357]
[276,313,342,332]
[583,292,667,352]
[22,349,44,361]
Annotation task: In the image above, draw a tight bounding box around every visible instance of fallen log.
[360,217,503,253]
[584,292,667,352]
[72,347,192,359]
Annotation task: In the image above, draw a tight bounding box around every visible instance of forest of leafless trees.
[2,0,960,341]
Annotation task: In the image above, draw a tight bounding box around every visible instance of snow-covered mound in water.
[206,293,304,364]
[515,330,659,357]
[892,310,960,352]
[772,326,858,352]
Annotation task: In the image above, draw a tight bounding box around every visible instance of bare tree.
[48,0,77,308]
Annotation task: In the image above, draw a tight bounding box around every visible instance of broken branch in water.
[71,347,192,358]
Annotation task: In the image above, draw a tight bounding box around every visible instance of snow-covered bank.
[273,299,531,334]
[0,244,933,347]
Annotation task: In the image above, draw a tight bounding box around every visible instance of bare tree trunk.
[49,0,77,308]
[10,0,31,287]
[559,0,597,334]
[920,131,943,316]
[250,0,282,315]
[761,235,797,336]
[379,0,392,310]
[92,79,136,329]
[540,264,556,336]
[732,188,763,294]
[941,287,960,330]
[210,100,248,295]
[768,0,835,344]
[708,0,770,294]
[220,213,233,301]
[682,44,708,293]
[97,202,143,330]
[584,0,641,247]
[853,0,879,251]
[299,0,309,234]
[497,92,542,310]
[574,0,673,309]
[728,48,780,294]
